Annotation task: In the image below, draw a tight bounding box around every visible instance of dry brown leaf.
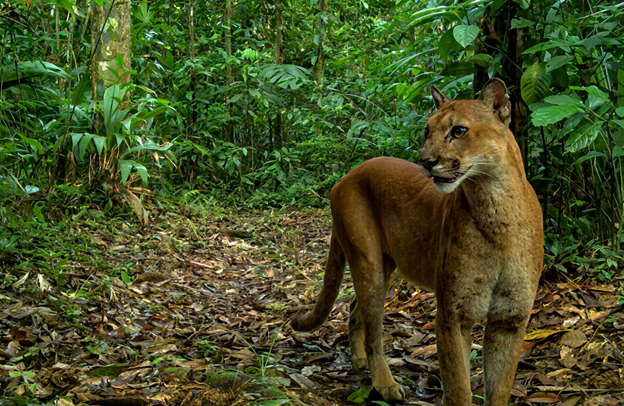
[411,344,437,357]
[146,343,177,354]
[124,189,149,226]
[525,392,559,403]
[560,330,587,348]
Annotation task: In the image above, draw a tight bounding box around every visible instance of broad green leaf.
[121,271,132,285]
[24,185,39,194]
[395,83,407,96]
[521,63,551,105]
[531,105,580,127]
[134,163,149,185]
[103,84,129,135]
[612,120,624,130]
[522,39,571,55]
[615,107,624,117]
[71,133,84,149]
[565,123,602,153]
[466,53,492,68]
[546,55,573,72]
[88,364,128,377]
[119,160,134,185]
[452,25,479,48]
[523,42,558,55]
[544,94,582,106]
[71,72,91,106]
[438,29,461,61]
[93,136,106,155]
[19,135,44,155]
[77,133,94,160]
[568,86,609,110]
[512,0,530,9]
[347,387,370,403]
[570,85,609,100]
[511,17,533,29]
[229,93,244,103]
[576,151,605,164]
[0,61,70,84]
[407,6,461,27]
[613,146,624,158]
[33,203,45,223]
[466,6,485,24]
[559,113,584,136]
[86,345,102,355]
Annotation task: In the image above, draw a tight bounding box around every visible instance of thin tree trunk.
[90,0,131,100]
[55,7,60,64]
[189,0,196,59]
[273,0,283,151]
[225,0,234,143]
[315,0,326,90]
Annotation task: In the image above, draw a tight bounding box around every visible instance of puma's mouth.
[432,165,473,184]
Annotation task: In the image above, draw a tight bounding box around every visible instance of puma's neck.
[457,158,526,243]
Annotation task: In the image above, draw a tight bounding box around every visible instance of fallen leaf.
[560,330,587,348]
[525,392,559,403]
[411,344,437,357]
[524,329,569,341]
[557,396,581,406]
[289,373,317,390]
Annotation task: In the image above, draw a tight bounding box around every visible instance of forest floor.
[1,203,623,406]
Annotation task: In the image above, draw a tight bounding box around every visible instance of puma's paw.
[376,382,405,403]
[352,356,367,370]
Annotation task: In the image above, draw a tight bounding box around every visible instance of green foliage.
[1,0,623,280]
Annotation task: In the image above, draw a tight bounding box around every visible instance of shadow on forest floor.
[1,204,623,406]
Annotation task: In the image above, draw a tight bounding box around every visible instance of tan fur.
[291,79,543,405]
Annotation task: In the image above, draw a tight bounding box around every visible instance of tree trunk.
[90,0,131,100]
[225,0,234,143]
[273,0,283,151]
[189,0,196,59]
[315,0,327,90]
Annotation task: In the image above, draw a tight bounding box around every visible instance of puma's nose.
[418,158,439,172]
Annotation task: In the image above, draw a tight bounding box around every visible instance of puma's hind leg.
[348,255,396,372]
[346,251,404,402]
[348,300,367,370]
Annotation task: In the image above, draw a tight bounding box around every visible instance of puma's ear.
[480,78,511,127]
[431,85,451,110]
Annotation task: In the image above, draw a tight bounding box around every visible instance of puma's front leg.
[483,314,529,406]
[435,309,473,406]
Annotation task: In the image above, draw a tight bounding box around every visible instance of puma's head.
[417,78,513,194]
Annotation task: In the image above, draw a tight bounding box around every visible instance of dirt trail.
[1,207,623,405]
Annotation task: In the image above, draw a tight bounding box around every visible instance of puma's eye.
[451,126,468,138]
[423,126,430,140]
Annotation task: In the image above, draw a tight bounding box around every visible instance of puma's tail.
[291,233,346,332]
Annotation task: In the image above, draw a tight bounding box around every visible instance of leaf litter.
[0,204,623,405]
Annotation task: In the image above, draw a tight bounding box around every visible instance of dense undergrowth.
[2,0,624,355]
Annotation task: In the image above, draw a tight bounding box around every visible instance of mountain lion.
[291,79,543,405]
